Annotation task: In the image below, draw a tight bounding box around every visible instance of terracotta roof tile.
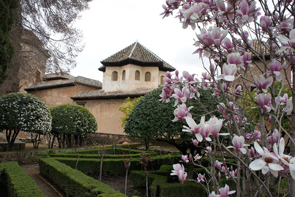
[100,42,175,72]
[25,76,102,91]
[71,89,151,100]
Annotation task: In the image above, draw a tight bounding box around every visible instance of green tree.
[0,93,51,150]
[0,0,17,85]
[119,97,142,127]
[124,87,224,152]
[50,104,97,148]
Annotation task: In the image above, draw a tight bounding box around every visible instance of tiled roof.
[43,73,74,80]
[99,42,175,72]
[25,76,102,91]
[71,89,151,100]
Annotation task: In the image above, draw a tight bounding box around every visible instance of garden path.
[21,164,64,197]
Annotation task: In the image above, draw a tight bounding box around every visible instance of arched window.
[112,71,118,81]
[122,70,126,81]
[160,76,165,85]
[145,72,151,81]
[135,70,140,81]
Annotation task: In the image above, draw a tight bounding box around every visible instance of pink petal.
[254,142,264,156]
[268,163,284,171]
[262,166,270,174]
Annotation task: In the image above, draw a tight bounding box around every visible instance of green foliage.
[0,0,17,85]
[241,82,292,131]
[50,104,97,136]
[125,87,183,140]
[119,96,142,127]
[0,161,45,197]
[130,167,207,197]
[125,87,224,152]
[53,154,179,176]
[39,157,125,197]
[0,93,51,134]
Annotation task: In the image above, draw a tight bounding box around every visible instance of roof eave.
[25,83,75,91]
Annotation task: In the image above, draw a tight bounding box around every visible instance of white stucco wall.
[102,64,164,92]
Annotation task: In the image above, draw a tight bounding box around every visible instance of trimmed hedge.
[130,168,207,197]
[39,157,125,197]
[54,154,179,176]
[0,162,44,197]
[64,147,155,155]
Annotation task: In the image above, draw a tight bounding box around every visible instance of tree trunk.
[144,137,149,151]
[50,135,56,149]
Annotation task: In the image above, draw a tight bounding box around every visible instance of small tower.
[99,41,175,92]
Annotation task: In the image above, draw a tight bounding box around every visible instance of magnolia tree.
[0,93,51,150]
[160,0,295,196]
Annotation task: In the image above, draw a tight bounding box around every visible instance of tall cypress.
[0,0,17,85]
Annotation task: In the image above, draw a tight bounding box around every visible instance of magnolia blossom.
[173,103,193,122]
[207,116,224,136]
[268,60,285,81]
[209,27,228,46]
[278,29,295,49]
[171,164,187,183]
[228,135,247,154]
[273,138,292,168]
[260,16,272,31]
[217,63,237,82]
[253,75,273,92]
[192,139,199,147]
[249,142,284,177]
[181,155,189,163]
[227,53,241,65]
[222,38,234,52]
[283,97,293,115]
[194,154,202,161]
[257,93,272,111]
[235,85,242,94]
[267,129,280,146]
[172,87,190,106]
[219,185,236,197]
[197,173,205,183]
[183,116,203,141]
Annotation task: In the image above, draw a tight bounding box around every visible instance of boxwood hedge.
[39,157,125,197]
[0,162,44,197]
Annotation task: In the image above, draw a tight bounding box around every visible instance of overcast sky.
[71,0,205,82]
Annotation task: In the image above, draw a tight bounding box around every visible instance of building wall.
[233,59,292,91]
[103,64,163,92]
[27,84,97,108]
[0,30,49,95]
[80,98,126,135]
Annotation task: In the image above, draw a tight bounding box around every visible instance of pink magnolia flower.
[182,71,195,82]
[283,97,293,115]
[219,184,236,197]
[278,29,295,49]
[171,164,187,183]
[197,173,205,183]
[235,85,243,94]
[260,16,272,31]
[160,86,172,103]
[172,87,190,106]
[249,142,284,177]
[217,63,237,82]
[194,154,202,161]
[227,53,241,65]
[267,129,280,146]
[181,155,189,163]
[183,116,203,141]
[257,93,272,111]
[209,27,228,46]
[273,138,292,168]
[199,116,212,141]
[228,135,247,154]
[268,60,285,81]
[241,52,252,68]
[222,38,234,52]
[215,160,222,171]
[173,103,193,122]
[192,139,199,147]
[253,130,261,140]
[207,116,224,136]
[254,75,273,92]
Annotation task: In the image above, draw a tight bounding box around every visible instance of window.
[122,70,126,81]
[160,76,165,85]
[112,71,118,81]
[135,70,140,81]
[145,72,151,81]
[76,102,86,107]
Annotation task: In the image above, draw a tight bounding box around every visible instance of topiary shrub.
[125,87,224,153]
[50,104,97,148]
[0,93,51,150]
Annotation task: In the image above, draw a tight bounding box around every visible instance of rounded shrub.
[50,104,97,148]
[0,93,51,150]
[125,87,224,152]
